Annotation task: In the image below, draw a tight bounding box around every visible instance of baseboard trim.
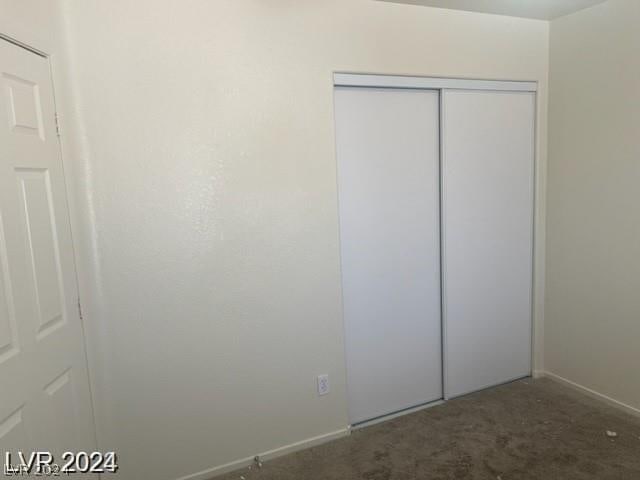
[542,371,640,419]
[176,427,351,480]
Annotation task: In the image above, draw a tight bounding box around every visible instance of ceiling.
[378,0,608,20]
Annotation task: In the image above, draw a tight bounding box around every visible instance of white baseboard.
[541,371,640,419]
[176,427,351,480]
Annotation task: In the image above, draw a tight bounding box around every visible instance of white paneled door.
[0,39,96,466]
[442,90,535,398]
[335,87,442,424]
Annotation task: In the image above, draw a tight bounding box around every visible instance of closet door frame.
[333,73,538,414]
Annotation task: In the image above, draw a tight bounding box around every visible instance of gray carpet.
[218,378,640,479]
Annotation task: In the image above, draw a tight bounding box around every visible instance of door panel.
[18,168,67,338]
[0,220,19,363]
[442,89,534,399]
[335,87,442,424]
[0,39,96,469]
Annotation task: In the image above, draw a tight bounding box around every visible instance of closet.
[334,74,535,425]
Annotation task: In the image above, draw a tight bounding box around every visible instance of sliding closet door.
[335,87,442,424]
[442,90,534,399]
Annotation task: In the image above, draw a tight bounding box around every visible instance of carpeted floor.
[218,378,640,480]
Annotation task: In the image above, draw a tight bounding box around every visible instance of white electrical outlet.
[317,374,330,396]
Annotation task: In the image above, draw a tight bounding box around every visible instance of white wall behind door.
[25,1,549,478]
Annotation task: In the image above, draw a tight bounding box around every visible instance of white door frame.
[333,72,539,416]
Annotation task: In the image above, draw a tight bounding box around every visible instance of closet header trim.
[333,73,537,92]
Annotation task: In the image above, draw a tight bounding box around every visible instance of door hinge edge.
[54,113,61,137]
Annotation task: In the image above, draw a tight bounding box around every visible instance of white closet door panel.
[442,90,534,399]
[334,87,442,424]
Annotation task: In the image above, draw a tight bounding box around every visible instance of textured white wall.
[546,0,640,412]
[8,1,549,478]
